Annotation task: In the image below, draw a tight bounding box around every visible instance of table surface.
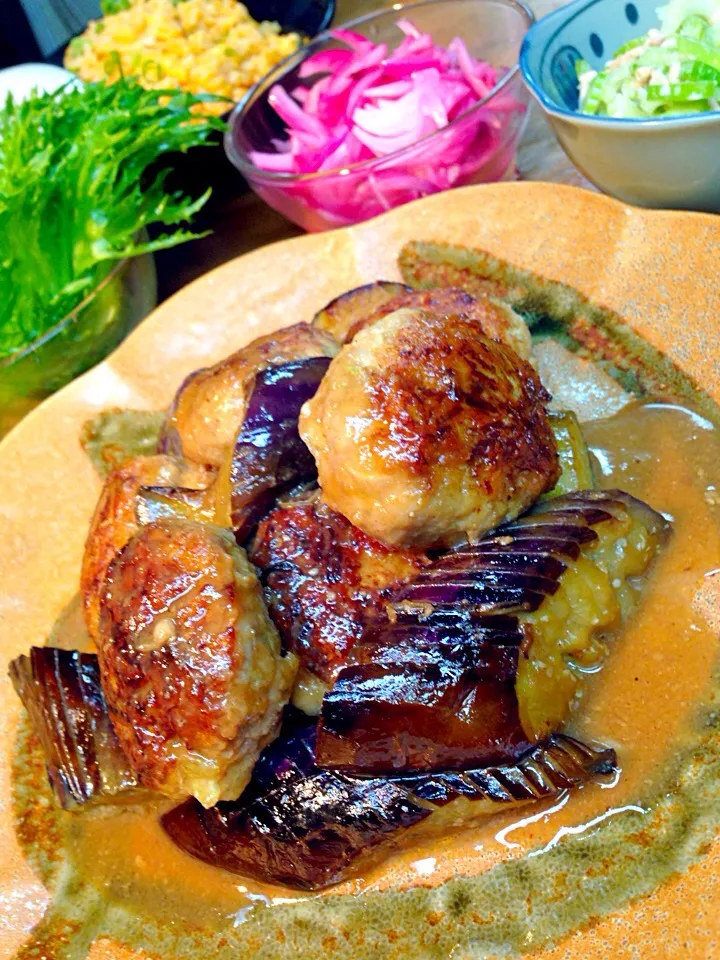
[153,0,592,302]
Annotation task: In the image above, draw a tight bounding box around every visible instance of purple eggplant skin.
[161,710,616,891]
[317,489,669,775]
[311,280,413,343]
[229,358,332,542]
[9,647,615,888]
[9,647,139,809]
[317,619,532,774]
[162,713,428,890]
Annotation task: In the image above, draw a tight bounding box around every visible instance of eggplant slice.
[317,490,669,774]
[161,711,616,890]
[9,647,140,809]
[229,357,332,542]
[546,410,594,496]
[311,281,412,343]
[10,647,614,888]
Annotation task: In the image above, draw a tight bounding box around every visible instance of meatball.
[312,282,531,359]
[299,308,560,550]
[343,287,532,360]
[97,519,297,807]
[159,323,340,468]
[81,455,214,647]
[250,490,428,705]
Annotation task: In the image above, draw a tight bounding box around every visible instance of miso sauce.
[41,400,720,926]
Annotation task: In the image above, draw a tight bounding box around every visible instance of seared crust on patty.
[97,518,297,807]
[300,307,559,550]
[250,490,428,687]
[81,455,214,647]
[338,287,531,360]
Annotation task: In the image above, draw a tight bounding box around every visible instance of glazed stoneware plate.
[2,182,720,960]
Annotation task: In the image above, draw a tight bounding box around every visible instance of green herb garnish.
[100,0,132,14]
[0,79,227,361]
[67,36,88,57]
[100,0,190,12]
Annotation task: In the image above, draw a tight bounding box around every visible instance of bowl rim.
[224,0,534,183]
[0,256,131,370]
[519,0,720,129]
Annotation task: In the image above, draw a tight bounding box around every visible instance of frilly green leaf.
[0,78,225,361]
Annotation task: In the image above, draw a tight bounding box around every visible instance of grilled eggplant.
[10,644,614,893]
[249,488,429,694]
[317,490,669,775]
[161,711,616,890]
[158,324,339,469]
[311,281,412,343]
[318,618,530,773]
[311,282,530,360]
[9,647,140,809]
[546,410,594,496]
[228,358,332,543]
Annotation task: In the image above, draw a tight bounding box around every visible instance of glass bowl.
[225,0,534,232]
[0,253,157,438]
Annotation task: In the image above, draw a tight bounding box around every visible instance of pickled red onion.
[248,19,526,227]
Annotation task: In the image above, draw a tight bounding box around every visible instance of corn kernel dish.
[65,0,301,115]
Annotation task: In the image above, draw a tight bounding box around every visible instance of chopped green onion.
[67,37,87,56]
[679,58,720,80]
[676,35,720,70]
[677,14,710,38]
[646,79,717,98]
[100,0,131,12]
[575,57,592,78]
[662,98,713,112]
[581,71,610,113]
[612,36,647,57]
[632,47,683,67]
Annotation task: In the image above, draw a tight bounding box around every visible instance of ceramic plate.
[2,182,720,960]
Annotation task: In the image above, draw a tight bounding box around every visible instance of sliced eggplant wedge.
[161,711,616,890]
[317,490,669,774]
[229,358,332,542]
[9,647,141,810]
[249,487,429,692]
[317,619,530,773]
[311,281,412,342]
[157,324,339,469]
[547,410,594,497]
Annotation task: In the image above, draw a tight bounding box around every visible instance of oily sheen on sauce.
[32,397,720,930]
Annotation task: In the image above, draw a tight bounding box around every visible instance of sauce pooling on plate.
[23,398,720,930]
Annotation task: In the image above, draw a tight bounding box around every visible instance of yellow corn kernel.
[64,0,302,113]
